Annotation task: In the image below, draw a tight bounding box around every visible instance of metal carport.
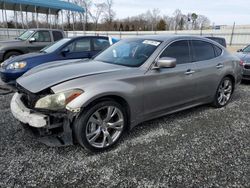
[0,0,85,36]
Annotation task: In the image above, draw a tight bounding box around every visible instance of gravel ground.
[0,84,249,188]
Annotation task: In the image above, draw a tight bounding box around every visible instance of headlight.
[0,62,4,68]
[6,61,27,70]
[35,89,83,110]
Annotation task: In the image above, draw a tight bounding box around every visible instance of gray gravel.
[0,84,249,188]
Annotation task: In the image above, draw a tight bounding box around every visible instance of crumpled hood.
[17,60,128,93]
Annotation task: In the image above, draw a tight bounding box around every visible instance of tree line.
[1,0,211,31]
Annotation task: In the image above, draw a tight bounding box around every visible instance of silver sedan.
[11,35,243,152]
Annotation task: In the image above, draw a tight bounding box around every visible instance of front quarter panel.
[51,69,145,126]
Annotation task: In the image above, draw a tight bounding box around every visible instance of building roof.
[0,0,85,14]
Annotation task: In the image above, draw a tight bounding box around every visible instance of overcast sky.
[110,0,250,25]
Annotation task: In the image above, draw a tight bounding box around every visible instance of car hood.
[17,60,129,93]
[3,52,44,65]
[235,52,250,62]
[0,39,25,48]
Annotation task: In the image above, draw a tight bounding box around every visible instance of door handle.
[216,64,224,69]
[185,70,195,75]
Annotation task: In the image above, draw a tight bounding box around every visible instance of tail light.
[239,60,245,66]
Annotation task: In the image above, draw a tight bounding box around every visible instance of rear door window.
[93,38,110,51]
[191,40,216,62]
[52,31,64,41]
[33,31,51,42]
[160,40,191,64]
[65,38,91,53]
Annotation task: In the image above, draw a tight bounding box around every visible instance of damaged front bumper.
[11,93,77,146]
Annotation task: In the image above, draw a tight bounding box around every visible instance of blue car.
[0,36,119,84]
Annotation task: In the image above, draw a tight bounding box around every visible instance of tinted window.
[192,40,215,62]
[65,39,91,52]
[214,45,222,57]
[93,38,110,51]
[52,31,63,41]
[33,31,51,42]
[207,37,226,47]
[160,40,190,64]
[243,45,250,53]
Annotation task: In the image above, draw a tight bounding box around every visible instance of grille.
[17,84,39,109]
[244,64,250,69]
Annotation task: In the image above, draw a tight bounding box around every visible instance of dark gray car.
[236,45,250,80]
[10,35,242,152]
[0,28,65,62]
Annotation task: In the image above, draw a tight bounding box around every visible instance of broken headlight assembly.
[35,89,83,110]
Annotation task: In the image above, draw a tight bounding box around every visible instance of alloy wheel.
[85,106,124,148]
[217,79,233,106]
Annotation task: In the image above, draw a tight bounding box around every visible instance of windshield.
[40,38,71,53]
[94,39,161,67]
[243,45,250,53]
[18,30,34,40]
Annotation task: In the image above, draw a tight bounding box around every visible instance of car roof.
[129,35,212,42]
[27,28,64,32]
[65,36,110,40]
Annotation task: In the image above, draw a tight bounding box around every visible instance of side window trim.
[158,39,192,65]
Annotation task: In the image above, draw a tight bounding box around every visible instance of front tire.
[212,77,233,108]
[73,100,127,152]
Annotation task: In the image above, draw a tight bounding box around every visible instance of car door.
[91,37,111,57]
[190,40,223,99]
[61,38,91,59]
[27,30,52,52]
[144,40,198,116]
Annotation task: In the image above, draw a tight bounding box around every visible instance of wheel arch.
[224,74,236,91]
[79,94,132,130]
[4,49,24,59]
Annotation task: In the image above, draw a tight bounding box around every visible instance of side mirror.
[29,37,36,43]
[61,48,70,56]
[154,57,176,69]
[237,49,243,52]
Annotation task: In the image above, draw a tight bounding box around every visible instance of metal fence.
[1,28,250,47]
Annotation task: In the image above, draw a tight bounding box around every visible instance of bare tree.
[196,15,210,29]
[103,0,115,30]
[91,3,106,30]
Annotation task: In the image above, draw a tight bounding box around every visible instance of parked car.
[0,29,65,62]
[205,37,227,48]
[0,36,119,84]
[10,36,242,152]
[236,44,250,80]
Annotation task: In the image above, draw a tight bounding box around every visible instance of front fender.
[66,81,144,125]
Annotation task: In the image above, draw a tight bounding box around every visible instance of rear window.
[214,45,223,57]
[53,31,64,41]
[192,40,215,62]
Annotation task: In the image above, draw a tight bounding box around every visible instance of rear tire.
[212,77,233,108]
[4,51,22,60]
[73,100,127,152]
